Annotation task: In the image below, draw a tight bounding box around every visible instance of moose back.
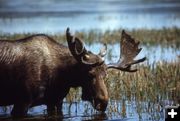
[0,28,145,117]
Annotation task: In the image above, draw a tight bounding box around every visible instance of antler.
[98,43,107,57]
[107,30,146,72]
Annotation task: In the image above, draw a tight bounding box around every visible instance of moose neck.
[57,54,88,88]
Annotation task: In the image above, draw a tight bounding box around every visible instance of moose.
[0,28,146,117]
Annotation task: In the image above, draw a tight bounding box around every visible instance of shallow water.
[0,100,165,121]
[0,0,180,33]
[87,43,180,65]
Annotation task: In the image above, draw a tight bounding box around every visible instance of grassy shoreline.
[0,27,180,46]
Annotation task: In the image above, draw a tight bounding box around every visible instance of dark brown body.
[0,29,146,118]
[0,34,108,117]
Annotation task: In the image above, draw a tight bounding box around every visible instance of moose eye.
[84,54,90,59]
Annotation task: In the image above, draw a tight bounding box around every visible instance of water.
[0,0,180,33]
[87,43,180,65]
[0,100,165,121]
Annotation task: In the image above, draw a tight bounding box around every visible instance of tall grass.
[0,27,180,46]
[111,60,179,103]
[106,60,179,119]
[65,60,180,120]
[0,28,179,120]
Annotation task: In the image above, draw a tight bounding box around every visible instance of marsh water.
[0,0,180,120]
[0,0,180,33]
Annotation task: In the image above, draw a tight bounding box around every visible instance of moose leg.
[11,83,32,118]
[47,104,56,116]
[56,101,63,116]
[47,101,63,116]
[11,102,30,118]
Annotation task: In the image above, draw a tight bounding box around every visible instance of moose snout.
[94,97,108,112]
[95,101,108,112]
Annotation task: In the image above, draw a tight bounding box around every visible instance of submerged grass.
[0,27,180,46]
[105,60,180,120]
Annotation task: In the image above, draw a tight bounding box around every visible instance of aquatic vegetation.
[64,60,180,120]
[0,28,179,120]
[0,27,180,46]
[0,57,179,121]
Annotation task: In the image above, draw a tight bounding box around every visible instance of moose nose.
[95,98,108,112]
[96,102,108,112]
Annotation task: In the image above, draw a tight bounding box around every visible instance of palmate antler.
[107,30,146,72]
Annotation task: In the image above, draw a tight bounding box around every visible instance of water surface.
[0,0,180,33]
[87,43,180,65]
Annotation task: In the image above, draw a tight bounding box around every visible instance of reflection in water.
[0,112,108,121]
[0,100,165,121]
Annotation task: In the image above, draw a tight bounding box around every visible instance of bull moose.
[0,28,146,117]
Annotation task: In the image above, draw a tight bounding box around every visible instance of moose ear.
[122,29,127,37]
[66,28,85,56]
[74,37,85,55]
[66,27,103,66]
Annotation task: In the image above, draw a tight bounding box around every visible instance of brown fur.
[0,29,146,118]
[0,34,108,117]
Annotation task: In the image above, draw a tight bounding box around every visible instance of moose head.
[66,28,146,112]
